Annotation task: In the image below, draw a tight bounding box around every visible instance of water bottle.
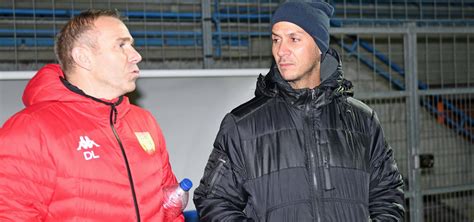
[162,178,193,221]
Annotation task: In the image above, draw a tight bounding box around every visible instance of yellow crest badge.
[134,132,156,154]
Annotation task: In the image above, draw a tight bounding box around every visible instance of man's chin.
[279,71,297,81]
[124,83,137,94]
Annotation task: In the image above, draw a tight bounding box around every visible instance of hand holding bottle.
[162,178,193,221]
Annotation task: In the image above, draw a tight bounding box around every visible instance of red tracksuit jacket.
[0,64,184,222]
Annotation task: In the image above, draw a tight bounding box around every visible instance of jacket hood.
[22,64,130,122]
[23,64,68,107]
[255,48,353,107]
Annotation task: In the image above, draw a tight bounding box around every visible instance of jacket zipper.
[110,105,141,222]
[207,158,226,193]
[322,153,333,190]
[305,89,321,222]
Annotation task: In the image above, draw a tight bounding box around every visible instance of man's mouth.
[279,63,293,68]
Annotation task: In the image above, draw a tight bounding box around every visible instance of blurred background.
[0,0,473,221]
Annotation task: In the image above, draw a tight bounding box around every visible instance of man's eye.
[272,38,279,43]
[292,38,300,42]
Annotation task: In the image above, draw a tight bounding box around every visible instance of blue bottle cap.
[179,178,193,191]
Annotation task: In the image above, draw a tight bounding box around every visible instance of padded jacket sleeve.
[0,113,56,221]
[368,112,405,221]
[193,114,253,222]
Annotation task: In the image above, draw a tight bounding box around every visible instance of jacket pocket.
[203,148,228,195]
[208,158,226,192]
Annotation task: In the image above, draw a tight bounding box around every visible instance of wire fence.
[0,1,473,221]
[1,0,473,70]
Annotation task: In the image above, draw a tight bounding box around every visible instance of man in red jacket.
[0,9,183,221]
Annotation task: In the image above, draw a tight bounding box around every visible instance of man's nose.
[276,41,289,57]
[128,47,142,64]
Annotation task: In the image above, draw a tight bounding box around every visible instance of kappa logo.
[77,136,100,160]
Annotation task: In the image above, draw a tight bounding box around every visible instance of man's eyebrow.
[289,31,305,36]
[116,37,134,44]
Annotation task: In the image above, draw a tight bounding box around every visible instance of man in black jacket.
[194,1,405,221]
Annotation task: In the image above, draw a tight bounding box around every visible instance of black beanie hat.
[271,0,334,55]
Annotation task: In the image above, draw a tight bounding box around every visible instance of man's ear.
[71,45,92,71]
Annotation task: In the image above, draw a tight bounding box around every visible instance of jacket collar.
[60,76,124,108]
[60,77,127,124]
[256,48,353,110]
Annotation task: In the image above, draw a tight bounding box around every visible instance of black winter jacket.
[194,49,405,222]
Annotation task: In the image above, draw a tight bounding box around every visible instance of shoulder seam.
[230,96,272,121]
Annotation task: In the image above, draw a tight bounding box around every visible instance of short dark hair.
[55,9,121,73]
